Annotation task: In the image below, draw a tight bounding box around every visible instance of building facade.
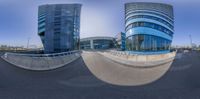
[115,32,126,51]
[125,2,174,52]
[38,4,81,53]
[80,37,115,50]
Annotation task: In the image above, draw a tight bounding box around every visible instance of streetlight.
[189,35,192,48]
[27,37,30,50]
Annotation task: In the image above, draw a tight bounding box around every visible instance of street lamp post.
[27,37,30,50]
[189,35,192,49]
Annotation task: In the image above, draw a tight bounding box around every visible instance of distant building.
[80,37,115,50]
[115,32,126,51]
[191,43,197,49]
[0,45,25,51]
[125,2,174,53]
[38,4,81,53]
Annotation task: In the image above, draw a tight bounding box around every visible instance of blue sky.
[0,0,200,47]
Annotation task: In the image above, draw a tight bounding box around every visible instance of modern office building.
[80,37,115,50]
[38,4,81,53]
[115,32,126,51]
[125,2,174,53]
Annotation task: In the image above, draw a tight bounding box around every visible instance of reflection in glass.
[126,34,171,51]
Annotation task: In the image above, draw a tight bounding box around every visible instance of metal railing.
[4,50,81,58]
[100,50,176,67]
[108,50,176,56]
[108,50,127,56]
[2,50,81,70]
[105,50,176,62]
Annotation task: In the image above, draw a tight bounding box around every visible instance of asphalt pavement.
[0,51,200,99]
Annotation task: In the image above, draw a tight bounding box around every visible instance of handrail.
[108,50,175,56]
[2,50,81,70]
[106,50,176,62]
[4,50,81,57]
[99,50,176,68]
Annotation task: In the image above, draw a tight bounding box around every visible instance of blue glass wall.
[125,2,174,52]
[121,32,126,51]
[93,39,114,49]
[38,4,81,53]
[80,38,115,50]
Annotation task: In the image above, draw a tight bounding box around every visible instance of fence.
[1,50,81,70]
[100,50,176,67]
[107,50,176,61]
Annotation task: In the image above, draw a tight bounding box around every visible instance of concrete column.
[90,40,94,49]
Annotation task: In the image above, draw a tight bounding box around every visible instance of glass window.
[126,34,171,51]
[126,21,173,37]
[126,11,174,23]
[126,15,173,30]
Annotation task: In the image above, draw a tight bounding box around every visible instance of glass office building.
[125,2,174,52]
[115,32,126,51]
[80,37,115,50]
[38,4,81,53]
